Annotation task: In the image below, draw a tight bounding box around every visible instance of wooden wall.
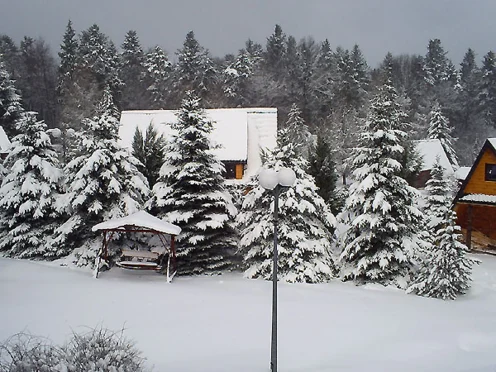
[456,203,496,240]
[464,148,496,195]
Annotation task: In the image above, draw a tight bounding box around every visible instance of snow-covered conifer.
[148,91,236,275]
[339,62,425,286]
[120,30,146,110]
[132,123,166,188]
[0,54,23,139]
[408,208,474,300]
[308,132,341,214]
[284,103,312,156]
[423,157,451,229]
[0,112,64,258]
[143,46,172,109]
[428,101,459,168]
[49,88,149,258]
[237,119,337,283]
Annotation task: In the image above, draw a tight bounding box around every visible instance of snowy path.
[2,256,496,371]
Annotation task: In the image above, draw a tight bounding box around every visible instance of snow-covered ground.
[2,255,496,372]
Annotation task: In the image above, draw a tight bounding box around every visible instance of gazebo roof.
[92,211,181,235]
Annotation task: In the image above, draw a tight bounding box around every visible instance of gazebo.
[92,211,182,282]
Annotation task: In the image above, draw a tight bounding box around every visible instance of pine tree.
[174,31,216,101]
[132,123,166,188]
[49,88,149,259]
[284,103,312,156]
[0,112,64,258]
[423,39,450,87]
[237,121,337,283]
[308,132,341,214]
[313,39,337,119]
[143,46,172,109]
[58,20,78,94]
[408,162,474,300]
[148,91,236,275]
[479,51,496,129]
[120,30,146,110]
[0,54,23,139]
[223,48,259,106]
[264,24,286,81]
[77,24,122,96]
[340,63,424,286]
[427,101,458,168]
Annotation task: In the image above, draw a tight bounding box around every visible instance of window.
[485,164,496,181]
[222,162,245,179]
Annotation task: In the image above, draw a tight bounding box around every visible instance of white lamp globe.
[259,168,279,190]
[278,167,297,187]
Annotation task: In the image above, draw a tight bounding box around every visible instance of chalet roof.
[455,166,471,181]
[414,139,454,175]
[92,211,182,235]
[454,138,496,206]
[119,108,277,164]
[0,126,11,153]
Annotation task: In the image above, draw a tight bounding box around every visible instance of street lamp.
[259,167,297,372]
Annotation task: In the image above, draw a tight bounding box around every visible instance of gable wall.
[464,148,496,195]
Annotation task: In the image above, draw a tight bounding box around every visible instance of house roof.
[414,139,454,174]
[455,166,471,181]
[92,210,182,235]
[0,126,11,153]
[454,139,496,206]
[119,108,277,163]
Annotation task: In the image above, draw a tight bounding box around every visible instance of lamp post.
[259,167,297,372]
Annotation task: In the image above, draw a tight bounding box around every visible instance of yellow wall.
[464,148,496,195]
[235,164,244,180]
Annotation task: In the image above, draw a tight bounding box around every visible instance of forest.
[1,22,495,168]
[0,21,486,300]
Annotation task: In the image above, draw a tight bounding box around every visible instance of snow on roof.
[414,139,454,174]
[487,138,496,149]
[0,126,11,153]
[119,108,277,163]
[455,166,471,181]
[92,210,182,235]
[459,193,496,204]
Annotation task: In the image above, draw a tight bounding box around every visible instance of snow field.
[2,255,496,371]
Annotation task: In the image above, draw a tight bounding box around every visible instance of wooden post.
[467,205,473,250]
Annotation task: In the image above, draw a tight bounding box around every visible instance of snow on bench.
[120,249,159,260]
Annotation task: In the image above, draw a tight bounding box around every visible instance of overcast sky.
[2,0,496,67]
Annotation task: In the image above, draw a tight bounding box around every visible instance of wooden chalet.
[118,108,278,181]
[454,138,496,249]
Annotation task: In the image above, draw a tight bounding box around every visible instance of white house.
[119,108,278,181]
[0,126,11,159]
[413,139,454,188]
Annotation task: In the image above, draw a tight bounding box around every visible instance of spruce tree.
[340,62,424,286]
[427,101,459,168]
[0,112,64,258]
[423,39,450,87]
[408,161,474,299]
[264,24,287,81]
[284,103,312,156]
[148,91,236,275]
[237,122,337,283]
[479,51,496,129]
[120,30,147,110]
[223,48,259,106]
[132,123,166,188]
[174,31,216,101]
[143,46,172,109]
[58,20,78,95]
[308,132,341,214]
[49,88,149,259]
[0,54,23,138]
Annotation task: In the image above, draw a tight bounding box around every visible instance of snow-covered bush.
[0,333,63,372]
[0,328,147,372]
[63,327,146,372]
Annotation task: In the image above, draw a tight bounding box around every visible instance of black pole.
[271,186,280,372]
